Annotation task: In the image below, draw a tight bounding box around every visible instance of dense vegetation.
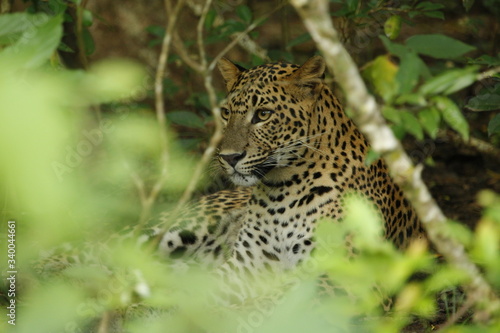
[0,0,499,332]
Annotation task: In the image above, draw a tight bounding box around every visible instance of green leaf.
[82,9,93,27]
[287,33,311,48]
[58,41,74,53]
[0,13,50,40]
[394,93,426,106]
[488,114,500,137]
[0,15,63,69]
[379,35,408,58]
[423,11,445,19]
[425,267,469,292]
[384,15,402,40]
[470,55,500,66]
[406,34,476,59]
[83,28,95,55]
[416,1,445,10]
[19,283,86,333]
[167,111,205,129]
[418,107,441,139]
[364,149,380,166]
[419,66,479,96]
[432,96,469,140]
[397,51,421,94]
[85,59,146,103]
[236,5,252,23]
[401,111,424,140]
[146,25,165,37]
[466,83,500,111]
[163,77,180,97]
[382,106,402,124]
[408,10,420,19]
[416,1,445,20]
[416,56,432,79]
[222,19,246,34]
[362,55,399,102]
[391,123,406,139]
[204,9,217,30]
[472,219,499,265]
[251,54,266,66]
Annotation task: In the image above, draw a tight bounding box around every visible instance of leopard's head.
[217,56,326,186]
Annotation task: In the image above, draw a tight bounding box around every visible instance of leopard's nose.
[220,151,247,168]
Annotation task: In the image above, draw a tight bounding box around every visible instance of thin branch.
[290,0,499,320]
[193,1,288,73]
[148,1,287,249]
[367,6,412,15]
[175,0,220,208]
[173,32,204,73]
[477,66,500,81]
[127,165,147,206]
[152,0,185,197]
[197,0,213,70]
[438,129,500,162]
[147,0,218,249]
[185,0,270,61]
[132,0,185,232]
[207,7,281,73]
[96,310,110,333]
[148,0,278,249]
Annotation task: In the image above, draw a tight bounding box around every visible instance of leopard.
[29,57,428,329]
[34,56,425,296]
[158,55,426,303]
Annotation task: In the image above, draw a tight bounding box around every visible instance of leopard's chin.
[229,173,260,186]
[229,164,275,186]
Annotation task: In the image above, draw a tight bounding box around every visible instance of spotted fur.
[159,56,425,301]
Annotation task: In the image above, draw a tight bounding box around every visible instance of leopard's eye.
[252,109,274,124]
[221,108,231,121]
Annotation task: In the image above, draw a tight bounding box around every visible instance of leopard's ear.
[287,56,326,95]
[218,58,245,91]
[289,55,326,81]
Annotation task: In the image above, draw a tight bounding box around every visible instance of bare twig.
[149,1,286,250]
[477,66,500,81]
[291,0,499,320]
[207,16,271,72]
[438,129,500,162]
[185,0,270,61]
[132,0,185,233]
[197,0,213,70]
[96,310,110,333]
[173,32,204,73]
[175,0,221,207]
[127,165,147,206]
[147,0,220,249]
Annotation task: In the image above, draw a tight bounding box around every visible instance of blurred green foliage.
[0,1,499,332]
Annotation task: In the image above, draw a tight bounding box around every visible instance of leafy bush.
[0,1,499,332]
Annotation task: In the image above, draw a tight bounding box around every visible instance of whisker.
[211,129,334,182]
